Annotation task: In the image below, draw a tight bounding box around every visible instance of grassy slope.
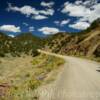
[0,54,64,100]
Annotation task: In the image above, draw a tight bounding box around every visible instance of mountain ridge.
[45,18,100,61]
[0,18,100,60]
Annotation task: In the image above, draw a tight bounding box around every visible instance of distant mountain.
[45,18,100,60]
[0,32,44,57]
[0,19,100,60]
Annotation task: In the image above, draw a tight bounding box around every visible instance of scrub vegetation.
[0,54,64,100]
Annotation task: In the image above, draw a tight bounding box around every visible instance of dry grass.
[0,54,64,100]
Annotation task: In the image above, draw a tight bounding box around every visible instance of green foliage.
[28,77,41,90]
[32,54,65,76]
[0,32,45,57]
[0,18,100,59]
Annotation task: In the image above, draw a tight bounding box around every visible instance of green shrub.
[28,77,41,90]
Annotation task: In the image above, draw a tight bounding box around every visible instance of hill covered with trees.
[0,32,45,57]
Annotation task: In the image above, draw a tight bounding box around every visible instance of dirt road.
[38,50,100,100]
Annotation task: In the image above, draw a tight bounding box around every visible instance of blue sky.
[0,0,100,37]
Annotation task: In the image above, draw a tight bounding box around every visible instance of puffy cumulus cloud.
[39,9,54,16]
[61,0,100,29]
[83,0,98,7]
[38,27,60,35]
[61,20,70,26]
[7,3,54,20]
[8,34,15,38]
[0,25,21,32]
[7,3,39,17]
[75,0,98,6]
[69,21,90,30]
[29,26,35,32]
[62,2,91,18]
[75,0,83,5]
[41,1,54,8]
[54,19,70,26]
[32,15,48,20]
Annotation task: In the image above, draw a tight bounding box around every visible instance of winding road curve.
[38,50,100,100]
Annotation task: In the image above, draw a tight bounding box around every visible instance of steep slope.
[45,19,100,59]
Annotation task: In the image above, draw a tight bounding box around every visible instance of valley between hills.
[0,19,100,100]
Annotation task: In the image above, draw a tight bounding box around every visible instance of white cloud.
[69,21,90,30]
[54,19,70,26]
[61,0,100,29]
[62,0,100,23]
[29,26,35,32]
[32,15,48,20]
[75,0,83,5]
[39,9,54,16]
[62,2,91,17]
[61,20,70,26]
[86,3,100,22]
[41,1,54,8]
[38,27,60,35]
[7,3,54,20]
[8,34,15,38]
[83,0,98,7]
[0,25,21,32]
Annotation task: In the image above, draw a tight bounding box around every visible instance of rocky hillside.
[0,19,100,59]
[45,19,100,59]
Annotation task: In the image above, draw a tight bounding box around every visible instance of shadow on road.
[96,70,100,72]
